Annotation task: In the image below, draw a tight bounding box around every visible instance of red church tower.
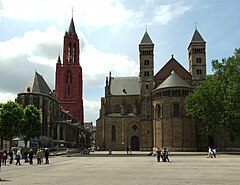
[55,17,84,125]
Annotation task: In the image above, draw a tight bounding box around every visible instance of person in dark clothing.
[29,149,34,165]
[3,150,8,165]
[8,148,14,164]
[44,148,49,164]
[126,146,129,154]
[156,147,161,162]
[162,148,169,162]
[24,149,29,163]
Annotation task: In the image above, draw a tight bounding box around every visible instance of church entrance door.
[131,136,140,151]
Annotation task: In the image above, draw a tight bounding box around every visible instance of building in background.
[55,17,84,125]
[17,18,90,149]
[96,29,240,151]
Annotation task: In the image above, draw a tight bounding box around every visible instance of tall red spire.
[55,17,84,125]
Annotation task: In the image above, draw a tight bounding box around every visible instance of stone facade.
[96,29,240,151]
[17,78,91,149]
[16,18,90,149]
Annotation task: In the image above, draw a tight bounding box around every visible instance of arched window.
[60,126,64,140]
[156,104,161,118]
[115,104,121,113]
[173,103,180,117]
[127,104,133,114]
[33,97,39,109]
[111,125,116,141]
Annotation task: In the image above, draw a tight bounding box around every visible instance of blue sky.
[0,0,240,124]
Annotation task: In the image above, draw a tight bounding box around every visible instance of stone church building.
[96,29,240,151]
[17,17,90,149]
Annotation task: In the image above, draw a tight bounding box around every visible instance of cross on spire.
[195,21,198,29]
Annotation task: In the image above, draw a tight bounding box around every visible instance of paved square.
[1,152,239,185]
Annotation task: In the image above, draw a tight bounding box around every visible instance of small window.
[173,103,180,117]
[197,69,202,75]
[115,104,121,113]
[196,57,202,63]
[146,84,149,89]
[156,104,161,118]
[111,125,116,141]
[144,60,149,65]
[127,104,133,113]
[144,71,150,76]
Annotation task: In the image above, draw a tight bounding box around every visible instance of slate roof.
[110,77,140,95]
[140,31,153,45]
[191,29,205,43]
[155,71,191,90]
[68,17,76,34]
[22,72,52,94]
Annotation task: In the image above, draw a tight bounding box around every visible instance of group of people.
[156,147,170,162]
[0,147,50,166]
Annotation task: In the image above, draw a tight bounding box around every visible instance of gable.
[154,57,192,88]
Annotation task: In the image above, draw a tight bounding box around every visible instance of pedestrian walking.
[36,149,41,164]
[29,149,33,165]
[44,148,49,164]
[15,148,22,165]
[40,149,44,163]
[156,147,161,162]
[8,148,14,164]
[3,149,8,165]
[126,146,129,154]
[24,149,29,163]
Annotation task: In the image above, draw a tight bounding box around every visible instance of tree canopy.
[0,101,24,148]
[22,104,41,147]
[185,48,240,136]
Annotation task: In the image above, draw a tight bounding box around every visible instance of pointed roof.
[23,72,52,95]
[68,17,76,34]
[109,76,140,95]
[140,31,153,45]
[191,29,205,43]
[155,71,191,90]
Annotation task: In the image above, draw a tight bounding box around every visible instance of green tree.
[212,48,240,135]
[184,75,224,135]
[0,101,24,149]
[185,48,240,136]
[22,104,41,148]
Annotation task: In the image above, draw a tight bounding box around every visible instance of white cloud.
[152,2,192,25]
[82,44,138,76]
[84,99,100,124]
[0,92,16,103]
[0,26,62,66]
[1,0,135,28]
